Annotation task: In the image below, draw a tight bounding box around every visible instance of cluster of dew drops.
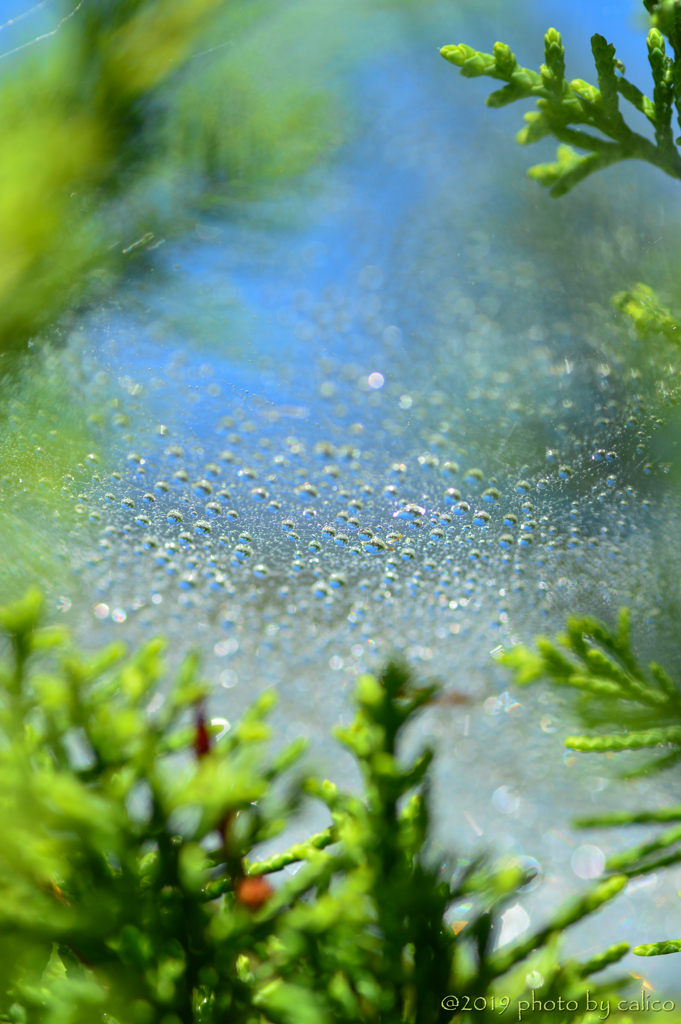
[66,399,663,638]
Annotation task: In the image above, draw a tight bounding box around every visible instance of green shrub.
[0,589,632,1023]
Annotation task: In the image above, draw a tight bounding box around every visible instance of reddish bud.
[194,708,210,758]
[235,875,273,910]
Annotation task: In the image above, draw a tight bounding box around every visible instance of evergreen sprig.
[0,589,634,1022]
[503,609,681,957]
[441,3,681,197]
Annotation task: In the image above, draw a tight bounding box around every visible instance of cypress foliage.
[504,610,681,958]
[0,589,633,1022]
[441,0,681,344]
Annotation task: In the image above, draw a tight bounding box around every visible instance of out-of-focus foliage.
[0,588,634,1023]
[504,610,681,958]
[0,0,348,365]
[612,282,681,345]
[0,0,225,362]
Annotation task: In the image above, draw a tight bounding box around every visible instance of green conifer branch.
[605,823,681,870]
[576,806,681,826]
[504,608,681,955]
[634,939,681,956]
[487,875,628,979]
[441,13,681,196]
[243,827,338,877]
[442,3,681,344]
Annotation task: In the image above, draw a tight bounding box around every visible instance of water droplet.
[499,534,514,549]
[558,465,572,480]
[225,509,239,519]
[453,501,470,517]
[134,513,151,527]
[335,533,349,546]
[232,544,253,563]
[121,497,135,509]
[251,487,269,502]
[329,573,346,588]
[308,539,322,552]
[194,520,212,536]
[571,845,605,880]
[442,461,459,476]
[503,513,518,527]
[515,480,530,495]
[296,482,319,498]
[363,537,386,553]
[321,524,337,539]
[253,564,269,578]
[167,509,183,524]
[464,468,484,485]
[205,501,222,517]
[444,488,462,505]
[482,487,500,503]
[429,527,444,542]
[400,547,416,561]
[394,503,425,521]
[142,492,156,504]
[193,478,213,496]
[472,510,491,526]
